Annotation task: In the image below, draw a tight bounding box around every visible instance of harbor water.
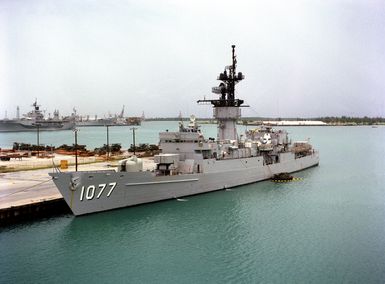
[1,123,385,283]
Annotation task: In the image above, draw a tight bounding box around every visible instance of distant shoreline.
[145,117,385,126]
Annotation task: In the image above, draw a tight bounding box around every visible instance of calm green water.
[1,124,385,283]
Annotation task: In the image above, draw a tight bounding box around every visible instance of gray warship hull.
[50,152,319,216]
[0,120,75,132]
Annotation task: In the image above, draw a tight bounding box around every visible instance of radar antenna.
[198,45,245,107]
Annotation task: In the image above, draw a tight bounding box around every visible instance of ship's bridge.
[159,130,217,160]
[159,131,203,144]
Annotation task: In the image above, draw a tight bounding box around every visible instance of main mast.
[198,45,246,141]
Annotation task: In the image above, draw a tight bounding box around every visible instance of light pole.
[130,127,137,156]
[106,125,110,160]
[73,128,79,171]
[34,123,41,158]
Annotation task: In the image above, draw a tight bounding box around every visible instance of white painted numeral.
[107,182,117,197]
[80,186,85,201]
[86,185,95,200]
[96,184,107,199]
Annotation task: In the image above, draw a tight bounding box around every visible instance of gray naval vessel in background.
[50,46,319,216]
[0,100,75,132]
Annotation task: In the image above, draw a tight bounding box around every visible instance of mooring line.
[0,178,53,198]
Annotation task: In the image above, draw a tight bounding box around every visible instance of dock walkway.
[0,168,61,209]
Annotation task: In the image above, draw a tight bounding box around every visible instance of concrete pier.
[0,167,68,226]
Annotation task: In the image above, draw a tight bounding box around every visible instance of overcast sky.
[1,0,384,119]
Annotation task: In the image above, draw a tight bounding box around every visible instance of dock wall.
[0,198,71,226]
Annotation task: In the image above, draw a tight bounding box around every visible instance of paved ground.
[0,153,100,172]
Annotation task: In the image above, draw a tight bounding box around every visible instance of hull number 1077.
[80,182,117,201]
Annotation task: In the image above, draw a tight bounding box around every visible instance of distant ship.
[50,46,319,216]
[74,106,142,127]
[75,116,115,127]
[0,100,75,132]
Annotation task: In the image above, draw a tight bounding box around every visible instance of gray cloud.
[1,0,384,119]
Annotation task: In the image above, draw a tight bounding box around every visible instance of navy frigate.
[50,46,319,216]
